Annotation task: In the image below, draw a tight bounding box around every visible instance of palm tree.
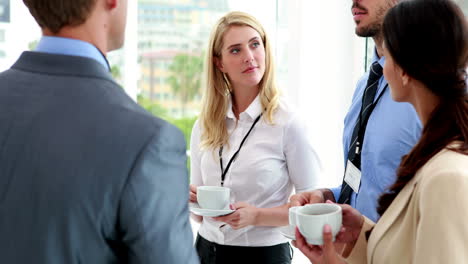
[167,53,203,117]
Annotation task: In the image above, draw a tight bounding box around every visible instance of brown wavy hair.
[23,0,97,33]
[376,0,468,217]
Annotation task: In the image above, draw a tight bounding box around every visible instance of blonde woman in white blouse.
[189,11,321,264]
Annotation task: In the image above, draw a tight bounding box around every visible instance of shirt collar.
[372,48,388,94]
[35,36,110,71]
[226,99,236,119]
[372,48,386,68]
[226,94,262,120]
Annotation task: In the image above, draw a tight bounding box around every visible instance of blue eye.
[230,48,240,54]
[252,42,260,48]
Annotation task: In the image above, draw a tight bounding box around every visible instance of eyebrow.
[226,37,260,50]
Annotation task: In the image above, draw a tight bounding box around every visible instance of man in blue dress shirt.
[291,0,421,222]
[0,0,199,263]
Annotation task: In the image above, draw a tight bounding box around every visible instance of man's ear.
[107,0,117,9]
[214,57,225,72]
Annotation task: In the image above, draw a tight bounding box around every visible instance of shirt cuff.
[330,185,342,202]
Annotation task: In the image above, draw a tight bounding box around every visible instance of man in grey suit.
[0,0,199,263]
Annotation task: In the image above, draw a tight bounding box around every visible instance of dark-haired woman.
[294,0,468,263]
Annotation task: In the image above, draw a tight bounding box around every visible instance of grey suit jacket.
[0,52,199,264]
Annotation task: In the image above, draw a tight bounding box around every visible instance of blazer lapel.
[367,175,419,262]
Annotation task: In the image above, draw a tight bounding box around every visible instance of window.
[135,0,233,143]
[0,0,10,23]
[454,0,468,14]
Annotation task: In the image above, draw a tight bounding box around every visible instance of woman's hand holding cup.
[293,201,365,263]
[189,184,198,203]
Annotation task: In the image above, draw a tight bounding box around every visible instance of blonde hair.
[200,11,280,150]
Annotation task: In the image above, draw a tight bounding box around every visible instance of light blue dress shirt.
[35,36,110,71]
[331,51,422,222]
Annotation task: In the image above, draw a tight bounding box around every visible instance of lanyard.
[354,84,389,156]
[218,113,262,186]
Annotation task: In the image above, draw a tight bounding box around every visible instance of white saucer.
[279,225,296,240]
[189,203,235,217]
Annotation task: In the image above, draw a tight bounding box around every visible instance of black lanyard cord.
[219,113,262,186]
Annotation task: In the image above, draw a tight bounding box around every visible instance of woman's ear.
[401,68,410,87]
[214,57,225,72]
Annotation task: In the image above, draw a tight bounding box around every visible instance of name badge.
[344,160,361,193]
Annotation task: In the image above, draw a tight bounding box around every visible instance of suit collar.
[11,51,115,84]
[35,36,110,71]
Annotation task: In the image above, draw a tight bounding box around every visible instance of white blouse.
[190,95,321,246]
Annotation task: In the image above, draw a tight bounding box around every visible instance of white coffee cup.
[196,186,230,210]
[288,206,300,228]
[296,203,342,245]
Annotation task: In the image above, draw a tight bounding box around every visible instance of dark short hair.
[23,0,97,33]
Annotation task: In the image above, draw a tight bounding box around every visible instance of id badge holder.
[344,160,362,193]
